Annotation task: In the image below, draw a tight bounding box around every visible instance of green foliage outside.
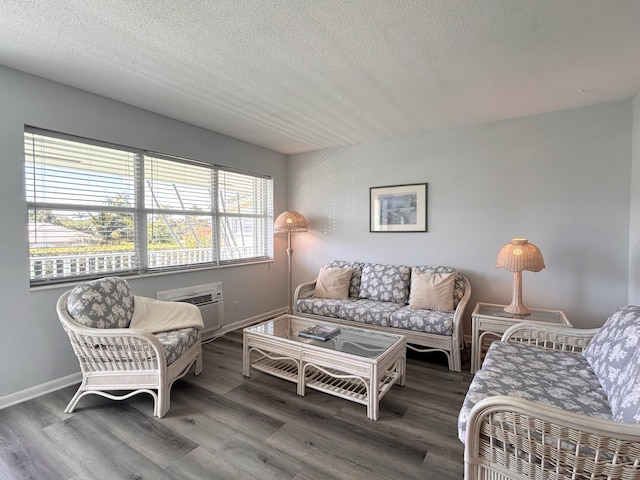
[30,193,214,256]
[29,243,205,257]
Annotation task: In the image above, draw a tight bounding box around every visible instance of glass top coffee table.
[243,314,406,420]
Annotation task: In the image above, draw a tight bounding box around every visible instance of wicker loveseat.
[57,277,203,418]
[458,306,640,480]
[293,260,471,371]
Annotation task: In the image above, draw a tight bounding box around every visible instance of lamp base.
[503,303,531,315]
[504,270,531,315]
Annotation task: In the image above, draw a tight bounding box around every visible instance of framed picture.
[370,183,428,232]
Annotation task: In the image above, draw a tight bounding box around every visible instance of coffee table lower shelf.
[304,364,401,405]
[247,350,404,420]
[251,356,299,382]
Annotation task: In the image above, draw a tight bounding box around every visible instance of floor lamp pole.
[286,231,293,314]
[274,210,308,315]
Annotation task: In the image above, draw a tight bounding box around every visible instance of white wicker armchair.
[56,277,203,418]
[461,318,640,480]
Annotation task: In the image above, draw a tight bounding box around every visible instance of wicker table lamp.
[274,211,308,314]
[496,238,545,315]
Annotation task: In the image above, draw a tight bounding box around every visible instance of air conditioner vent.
[178,293,213,306]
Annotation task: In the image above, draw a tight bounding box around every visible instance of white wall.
[0,66,289,398]
[287,101,633,329]
[630,92,640,304]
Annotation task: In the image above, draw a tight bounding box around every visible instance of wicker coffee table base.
[243,338,406,421]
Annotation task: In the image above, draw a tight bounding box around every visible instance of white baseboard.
[226,307,288,331]
[200,307,287,341]
[0,372,82,410]
[0,307,289,410]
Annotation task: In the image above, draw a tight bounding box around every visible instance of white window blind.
[218,169,273,263]
[24,127,273,285]
[25,130,140,283]
[145,154,217,271]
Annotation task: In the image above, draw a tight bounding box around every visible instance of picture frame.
[370,183,428,232]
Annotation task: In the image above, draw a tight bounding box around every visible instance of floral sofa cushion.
[296,297,354,318]
[155,327,200,366]
[389,307,454,335]
[66,277,135,329]
[458,341,611,442]
[359,263,411,303]
[325,260,364,298]
[582,305,640,422]
[338,299,404,327]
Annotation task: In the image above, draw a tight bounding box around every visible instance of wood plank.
[0,330,471,479]
[43,413,177,479]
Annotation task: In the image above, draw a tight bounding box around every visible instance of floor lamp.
[274,211,308,314]
[496,238,545,315]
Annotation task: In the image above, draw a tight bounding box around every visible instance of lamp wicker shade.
[496,238,545,315]
[274,211,308,233]
[496,238,545,272]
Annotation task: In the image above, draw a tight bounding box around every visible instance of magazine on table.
[298,324,341,341]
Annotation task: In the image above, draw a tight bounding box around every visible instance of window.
[25,127,274,286]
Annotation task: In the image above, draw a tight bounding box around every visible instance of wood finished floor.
[0,331,473,480]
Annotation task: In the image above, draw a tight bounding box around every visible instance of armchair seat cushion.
[337,299,403,327]
[389,306,454,335]
[458,341,612,442]
[155,327,200,366]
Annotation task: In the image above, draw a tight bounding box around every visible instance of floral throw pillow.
[66,277,135,329]
[582,305,640,422]
[611,353,640,423]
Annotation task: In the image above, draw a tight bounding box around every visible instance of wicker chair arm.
[57,293,167,370]
[63,323,159,342]
[70,324,165,350]
[65,325,166,367]
[293,279,317,312]
[501,322,599,352]
[465,395,640,480]
[451,275,471,342]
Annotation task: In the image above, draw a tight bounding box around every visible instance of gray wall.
[287,101,633,330]
[0,66,289,397]
[1,63,636,401]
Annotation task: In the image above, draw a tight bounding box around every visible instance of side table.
[470,302,571,373]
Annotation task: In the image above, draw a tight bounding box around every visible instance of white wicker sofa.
[293,260,471,371]
[458,306,640,480]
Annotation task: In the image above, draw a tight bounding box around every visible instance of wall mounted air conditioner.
[157,282,224,340]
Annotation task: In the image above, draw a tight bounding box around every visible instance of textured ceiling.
[1,1,640,155]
